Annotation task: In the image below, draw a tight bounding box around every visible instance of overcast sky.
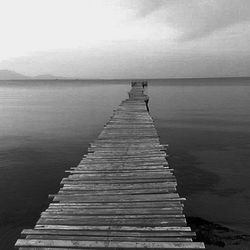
[0,0,250,78]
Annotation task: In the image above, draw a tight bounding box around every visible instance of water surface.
[149,78,250,233]
[0,78,250,249]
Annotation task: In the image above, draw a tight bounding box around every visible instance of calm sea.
[0,78,250,249]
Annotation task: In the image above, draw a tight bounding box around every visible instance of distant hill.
[0,70,30,80]
[33,74,66,80]
[0,70,66,80]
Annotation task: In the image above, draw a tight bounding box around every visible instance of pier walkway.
[15,82,205,249]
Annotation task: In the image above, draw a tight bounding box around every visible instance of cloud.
[180,0,250,40]
[133,0,250,41]
[2,38,250,78]
[128,0,166,17]
[112,0,166,19]
[1,0,250,78]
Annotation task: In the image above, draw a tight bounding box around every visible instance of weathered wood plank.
[45,208,183,215]
[48,201,184,209]
[62,182,177,190]
[16,239,205,248]
[25,235,193,242]
[22,229,195,237]
[37,218,187,226]
[61,179,177,184]
[34,225,192,231]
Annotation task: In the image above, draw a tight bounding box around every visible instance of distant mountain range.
[1,69,249,81]
[0,70,65,80]
[33,74,66,80]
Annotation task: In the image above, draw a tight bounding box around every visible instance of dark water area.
[149,79,250,234]
[0,78,250,249]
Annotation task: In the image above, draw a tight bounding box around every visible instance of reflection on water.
[149,79,250,233]
[0,80,129,249]
[0,78,250,248]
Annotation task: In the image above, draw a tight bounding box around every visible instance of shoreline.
[187,217,250,249]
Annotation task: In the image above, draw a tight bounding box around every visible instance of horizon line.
[1,76,250,81]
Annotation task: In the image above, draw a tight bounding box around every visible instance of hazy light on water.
[0,79,250,249]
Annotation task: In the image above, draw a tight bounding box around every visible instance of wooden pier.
[15,81,205,249]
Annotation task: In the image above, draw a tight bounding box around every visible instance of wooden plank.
[22,229,195,237]
[34,225,192,231]
[52,193,180,201]
[40,214,185,220]
[45,208,183,215]
[48,201,184,209]
[74,164,169,169]
[36,220,187,227]
[61,179,177,184]
[16,239,205,248]
[58,188,177,195]
[25,235,193,242]
[62,182,177,190]
[66,175,174,180]
[67,169,173,174]
[66,172,173,177]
